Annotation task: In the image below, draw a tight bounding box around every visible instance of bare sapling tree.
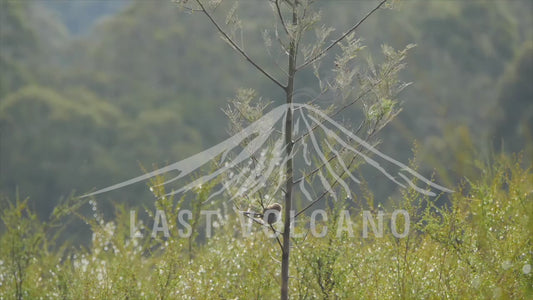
[174,0,417,298]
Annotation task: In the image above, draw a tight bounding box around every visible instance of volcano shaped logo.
[83,103,452,201]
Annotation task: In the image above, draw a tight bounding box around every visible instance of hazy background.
[1,0,532,221]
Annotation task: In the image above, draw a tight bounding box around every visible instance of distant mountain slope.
[39,0,130,35]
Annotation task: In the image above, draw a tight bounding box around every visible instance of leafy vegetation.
[1,0,532,298]
[0,154,531,298]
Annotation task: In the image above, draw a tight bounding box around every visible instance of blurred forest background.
[1,0,532,222]
[1,1,533,298]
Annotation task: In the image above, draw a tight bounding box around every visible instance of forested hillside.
[1,0,531,214]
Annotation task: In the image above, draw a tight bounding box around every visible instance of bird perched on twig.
[243,203,282,225]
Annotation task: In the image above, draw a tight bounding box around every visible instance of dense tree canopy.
[1,0,531,217]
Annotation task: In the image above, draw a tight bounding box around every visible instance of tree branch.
[294,131,376,219]
[270,223,284,251]
[297,0,387,71]
[195,0,286,90]
[281,5,299,300]
[293,77,383,145]
[274,0,290,36]
[292,118,365,185]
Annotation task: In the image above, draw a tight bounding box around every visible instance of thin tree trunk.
[281,7,298,300]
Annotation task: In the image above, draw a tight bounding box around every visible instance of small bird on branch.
[243,203,282,225]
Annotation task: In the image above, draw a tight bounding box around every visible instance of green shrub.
[0,154,531,299]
